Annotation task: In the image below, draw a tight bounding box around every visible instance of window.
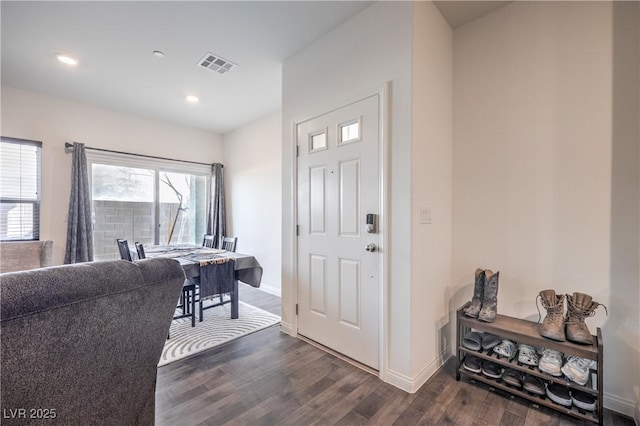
[338,118,361,145]
[0,137,42,241]
[309,129,327,152]
[88,151,209,260]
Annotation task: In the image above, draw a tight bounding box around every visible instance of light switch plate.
[420,207,432,224]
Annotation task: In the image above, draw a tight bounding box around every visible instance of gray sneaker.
[518,344,539,366]
[493,339,516,360]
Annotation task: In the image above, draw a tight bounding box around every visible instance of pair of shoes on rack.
[464,268,500,322]
[546,383,596,411]
[537,290,607,345]
[462,331,501,352]
[462,355,503,379]
[503,370,546,395]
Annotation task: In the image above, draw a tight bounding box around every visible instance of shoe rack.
[455,302,603,425]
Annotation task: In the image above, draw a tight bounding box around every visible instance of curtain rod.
[64,142,220,168]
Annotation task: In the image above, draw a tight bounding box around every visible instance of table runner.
[180,252,233,267]
[199,258,235,300]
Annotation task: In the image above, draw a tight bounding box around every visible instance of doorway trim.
[287,83,390,381]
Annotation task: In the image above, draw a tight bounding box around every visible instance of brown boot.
[537,290,565,341]
[478,270,499,322]
[464,268,485,318]
[565,292,607,345]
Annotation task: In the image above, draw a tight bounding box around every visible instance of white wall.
[282,1,454,391]
[637,6,640,423]
[452,1,639,416]
[1,85,223,264]
[282,1,415,382]
[611,1,640,418]
[410,1,453,384]
[223,110,282,296]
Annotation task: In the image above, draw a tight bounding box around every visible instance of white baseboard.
[384,368,414,392]
[604,392,637,419]
[280,320,293,335]
[254,284,281,297]
[384,346,452,393]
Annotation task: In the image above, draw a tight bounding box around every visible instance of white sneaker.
[561,355,597,386]
[538,348,563,377]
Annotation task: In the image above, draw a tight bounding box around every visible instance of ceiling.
[1,1,509,135]
[433,1,511,29]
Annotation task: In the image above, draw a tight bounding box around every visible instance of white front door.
[296,95,380,369]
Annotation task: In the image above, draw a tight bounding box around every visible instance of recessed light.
[185,95,199,103]
[56,53,78,66]
[153,50,165,58]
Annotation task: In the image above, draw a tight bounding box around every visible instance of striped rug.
[158,301,280,367]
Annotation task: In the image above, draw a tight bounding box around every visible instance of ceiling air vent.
[197,53,237,74]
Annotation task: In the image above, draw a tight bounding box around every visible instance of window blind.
[0,137,42,241]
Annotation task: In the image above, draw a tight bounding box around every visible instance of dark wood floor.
[155,286,634,426]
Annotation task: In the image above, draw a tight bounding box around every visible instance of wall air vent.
[197,53,237,74]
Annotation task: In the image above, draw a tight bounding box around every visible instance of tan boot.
[537,290,565,341]
[565,292,607,345]
[464,268,485,318]
[478,270,499,322]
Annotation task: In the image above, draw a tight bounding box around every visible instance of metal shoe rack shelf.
[455,302,603,425]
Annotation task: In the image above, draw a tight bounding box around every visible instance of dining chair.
[134,242,146,259]
[174,279,197,328]
[209,236,238,307]
[202,234,215,248]
[116,239,132,261]
[221,236,237,252]
[120,240,194,327]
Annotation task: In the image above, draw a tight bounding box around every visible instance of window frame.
[86,150,211,248]
[0,136,42,241]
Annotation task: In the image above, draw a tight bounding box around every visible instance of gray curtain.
[64,142,93,263]
[206,163,226,248]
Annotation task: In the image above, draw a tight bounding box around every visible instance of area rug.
[158,301,280,367]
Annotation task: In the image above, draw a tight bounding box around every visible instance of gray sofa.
[0,258,185,425]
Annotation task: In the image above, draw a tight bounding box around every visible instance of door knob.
[365,243,377,252]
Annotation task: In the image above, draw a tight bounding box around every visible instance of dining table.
[144,244,263,319]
